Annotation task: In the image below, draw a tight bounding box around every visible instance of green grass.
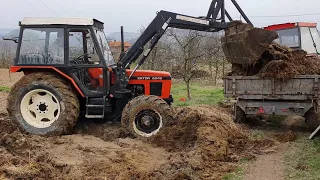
[222,167,244,180]
[285,137,320,180]
[171,80,224,106]
[0,86,10,93]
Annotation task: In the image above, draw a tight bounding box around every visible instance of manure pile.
[228,42,320,79]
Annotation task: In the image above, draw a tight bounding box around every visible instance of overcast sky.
[1,0,320,32]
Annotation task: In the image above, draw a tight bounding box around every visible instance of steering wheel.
[69,53,89,65]
[75,53,89,60]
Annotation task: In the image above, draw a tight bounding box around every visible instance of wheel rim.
[133,109,163,137]
[20,89,61,128]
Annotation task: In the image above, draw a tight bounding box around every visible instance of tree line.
[140,28,229,100]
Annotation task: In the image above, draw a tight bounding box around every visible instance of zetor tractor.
[7,18,174,139]
[6,0,274,139]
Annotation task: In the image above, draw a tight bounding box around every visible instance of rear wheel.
[121,95,175,141]
[304,108,320,131]
[7,72,80,136]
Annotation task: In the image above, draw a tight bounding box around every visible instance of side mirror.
[3,37,19,43]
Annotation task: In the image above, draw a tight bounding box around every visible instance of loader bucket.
[222,22,279,65]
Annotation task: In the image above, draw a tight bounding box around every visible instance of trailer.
[223,75,320,131]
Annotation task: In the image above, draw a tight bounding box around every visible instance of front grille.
[150,82,162,96]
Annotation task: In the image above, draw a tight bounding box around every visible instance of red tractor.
[7,18,174,139]
[264,22,320,55]
[4,0,274,139]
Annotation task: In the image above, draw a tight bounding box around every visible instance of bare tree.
[168,29,207,100]
[203,33,224,85]
[0,40,16,68]
[143,40,174,72]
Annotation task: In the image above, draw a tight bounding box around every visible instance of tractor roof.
[20,17,104,26]
[264,22,317,31]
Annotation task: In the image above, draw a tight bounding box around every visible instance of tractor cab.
[264,22,320,55]
[13,18,115,94]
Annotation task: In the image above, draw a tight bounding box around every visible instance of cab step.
[85,96,111,119]
[85,115,104,119]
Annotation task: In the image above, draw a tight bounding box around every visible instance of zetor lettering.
[137,77,163,80]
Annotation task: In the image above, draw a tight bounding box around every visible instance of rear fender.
[10,66,85,97]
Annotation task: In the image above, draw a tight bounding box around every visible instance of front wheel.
[121,95,175,141]
[7,72,80,136]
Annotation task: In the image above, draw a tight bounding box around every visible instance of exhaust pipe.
[120,26,125,60]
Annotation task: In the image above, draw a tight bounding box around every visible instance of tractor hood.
[126,70,172,80]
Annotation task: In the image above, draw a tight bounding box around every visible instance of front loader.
[5,0,276,139]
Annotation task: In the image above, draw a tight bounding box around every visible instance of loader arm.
[119,10,231,70]
[112,0,247,95]
[111,0,275,95]
[119,0,253,69]
[120,0,254,66]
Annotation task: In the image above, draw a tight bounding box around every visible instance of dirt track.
[245,144,287,180]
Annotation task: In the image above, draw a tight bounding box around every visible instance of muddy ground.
[0,69,299,179]
[0,102,255,179]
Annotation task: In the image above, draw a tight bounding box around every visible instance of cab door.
[67,28,106,96]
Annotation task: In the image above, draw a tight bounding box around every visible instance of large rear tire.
[7,72,80,136]
[304,108,320,132]
[121,95,175,141]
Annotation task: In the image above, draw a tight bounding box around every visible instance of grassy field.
[285,137,320,180]
[171,80,224,106]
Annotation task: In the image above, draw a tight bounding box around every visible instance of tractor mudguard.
[10,66,85,97]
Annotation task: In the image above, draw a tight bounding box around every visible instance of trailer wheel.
[235,106,246,123]
[121,95,175,141]
[7,72,80,136]
[304,108,320,131]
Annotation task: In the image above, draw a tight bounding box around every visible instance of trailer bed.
[224,75,320,100]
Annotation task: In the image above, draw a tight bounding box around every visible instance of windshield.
[95,29,115,66]
[275,28,300,48]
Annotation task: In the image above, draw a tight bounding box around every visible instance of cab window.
[18,28,64,64]
[275,28,300,48]
[68,29,100,65]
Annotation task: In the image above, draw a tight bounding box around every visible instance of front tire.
[7,72,80,136]
[121,95,175,141]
